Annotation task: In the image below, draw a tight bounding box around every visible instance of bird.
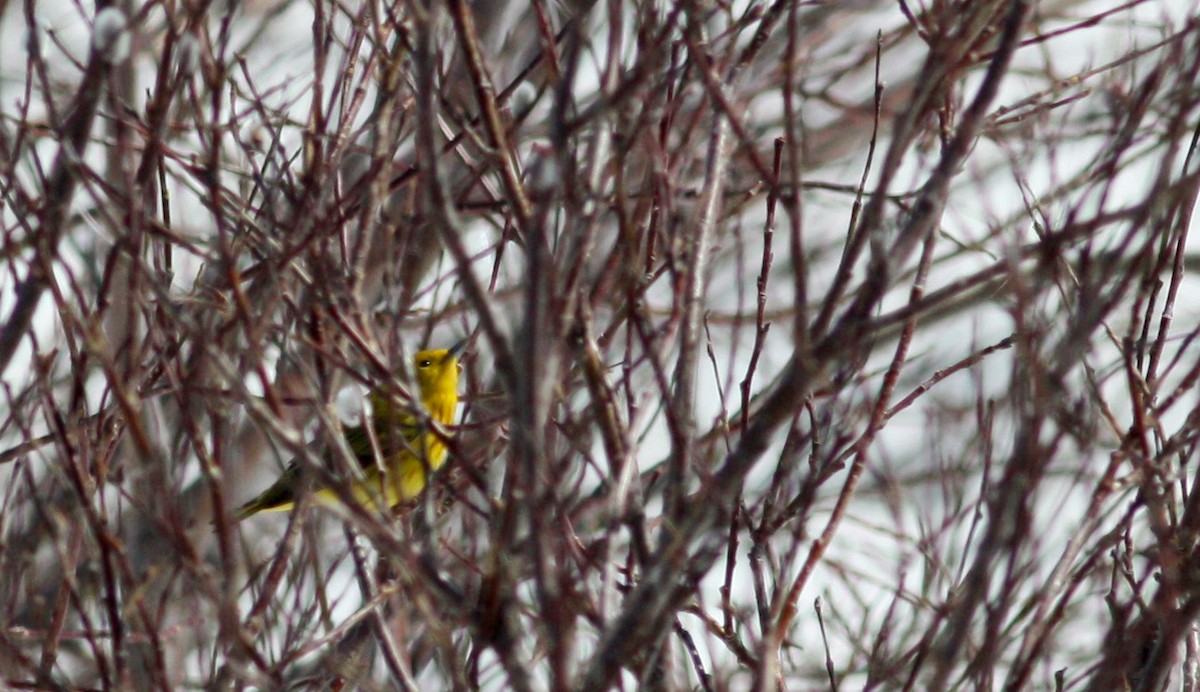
[234,340,466,519]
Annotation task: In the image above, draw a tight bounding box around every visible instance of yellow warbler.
[235,340,466,519]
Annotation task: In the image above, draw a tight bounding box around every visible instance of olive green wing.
[343,414,424,462]
[235,463,305,519]
[237,414,425,520]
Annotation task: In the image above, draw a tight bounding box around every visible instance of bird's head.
[412,339,467,408]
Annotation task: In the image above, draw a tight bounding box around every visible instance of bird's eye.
[419,359,432,368]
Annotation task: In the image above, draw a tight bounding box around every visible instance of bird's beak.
[447,338,469,360]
